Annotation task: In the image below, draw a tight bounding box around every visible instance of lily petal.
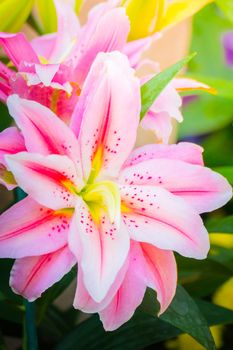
[5,152,79,210]
[0,32,39,68]
[124,142,204,167]
[69,200,130,302]
[141,242,177,315]
[7,95,83,183]
[120,185,210,259]
[10,245,76,301]
[120,158,232,213]
[49,0,80,63]
[0,127,25,166]
[0,197,72,258]
[71,52,140,180]
[173,77,216,94]
[99,241,147,331]
[72,6,130,85]
[73,258,129,313]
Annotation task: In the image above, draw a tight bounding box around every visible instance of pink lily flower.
[0,52,231,329]
[0,0,131,121]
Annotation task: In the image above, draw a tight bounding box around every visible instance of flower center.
[81,181,121,225]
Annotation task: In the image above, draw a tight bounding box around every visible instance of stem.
[23,300,39,350]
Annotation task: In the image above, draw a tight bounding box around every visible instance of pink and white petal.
[0,127,25,165]
[74,257,129,313]
[141,111,172,144]
[68,200,130,302]
[10,245,76,301]
[7,95,83,183]
[124,142,204,168]
[31,33,57,61]
[0,197,72,258]
[151,83,183,122]
[119,159,232,213]
[34,64,60,86]
[123,33,161,69]
[49,0,80,63]
[0,33,39,68]
[71,52,140,180]
[5,152,78,210]
[99,242,147,331]
[72,7,130,86]
[173,77,216,94]
[120,185,210,259]
[141,243,177,315]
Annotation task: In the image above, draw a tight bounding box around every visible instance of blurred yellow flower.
[123,0,214,40]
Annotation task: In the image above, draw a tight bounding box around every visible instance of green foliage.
[140,53,196,120]
[179,3,233,137]
[0,0,34,32]
[215,0,233,23]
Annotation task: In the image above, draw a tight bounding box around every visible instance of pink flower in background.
[0,0,131,121]
[0,52,231,330]
[140,73,215,143]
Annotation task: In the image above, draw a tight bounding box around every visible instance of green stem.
[23,300,39,350]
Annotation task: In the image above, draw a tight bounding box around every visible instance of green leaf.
[188,5,233,79]
[177,256,232,297]
[55,298,233,350]
[179,95,233,137]
[206,216,233,234]
[161,285,215,350]
[0,0,34,32]
[215,0,233,23]
[140,53,196,120]
[213,166,233,184]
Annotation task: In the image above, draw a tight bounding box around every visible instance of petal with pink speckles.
[5,152,79,210]
[120,185,210,259]
[119,158,232,213]
[71,52,140,180]
[0,197,72,258]
[124,142,204,168]
[69,200,130,302]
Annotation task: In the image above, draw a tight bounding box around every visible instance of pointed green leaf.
[140,53,196,120]
[161,285,216,350]
[0,0,34,32]
[55,298,233,350]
